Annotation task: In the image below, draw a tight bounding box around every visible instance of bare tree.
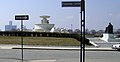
[74,29,81,34]
[90,29,96,34]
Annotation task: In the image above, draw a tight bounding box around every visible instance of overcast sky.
[0,0,120,31]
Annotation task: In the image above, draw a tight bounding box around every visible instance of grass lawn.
[0,36,80,46]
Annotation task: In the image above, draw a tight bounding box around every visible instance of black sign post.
[80,0,85,62]
[15,15,29,62]
[62,0,85,62]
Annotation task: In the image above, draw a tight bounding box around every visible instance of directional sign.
[62,1,81,7]
[15,15,29,20]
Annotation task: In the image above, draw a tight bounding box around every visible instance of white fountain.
[33,15,55,32]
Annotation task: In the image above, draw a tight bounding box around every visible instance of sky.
[0,0,120,31]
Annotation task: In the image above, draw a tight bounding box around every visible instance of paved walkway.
[88,38,120,47]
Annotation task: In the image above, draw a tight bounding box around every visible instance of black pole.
[80,5,83,62]
[21,20,24,62]
[80,0,85,62]
[82,0,85,62]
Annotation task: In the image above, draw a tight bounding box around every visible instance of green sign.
[62,1,81,7]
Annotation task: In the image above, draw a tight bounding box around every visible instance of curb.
[12,47,80,51]
[12,47,116,51]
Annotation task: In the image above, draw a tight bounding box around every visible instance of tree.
[85,29,90,34]
[97,30,104,34]
[68,29,73,33]
[74,29,81,34]
[90,29,96,34]
[116,29,120,34]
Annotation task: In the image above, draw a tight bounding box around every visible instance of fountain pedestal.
[101,23,120,42]
[101,33,118,42]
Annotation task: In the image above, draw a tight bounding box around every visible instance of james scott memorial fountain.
[101,23,120,42]
[33,15,55,32]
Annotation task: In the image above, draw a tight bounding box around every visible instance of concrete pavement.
[0,44,118,62]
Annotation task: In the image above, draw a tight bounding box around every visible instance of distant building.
[5,21,17,31]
